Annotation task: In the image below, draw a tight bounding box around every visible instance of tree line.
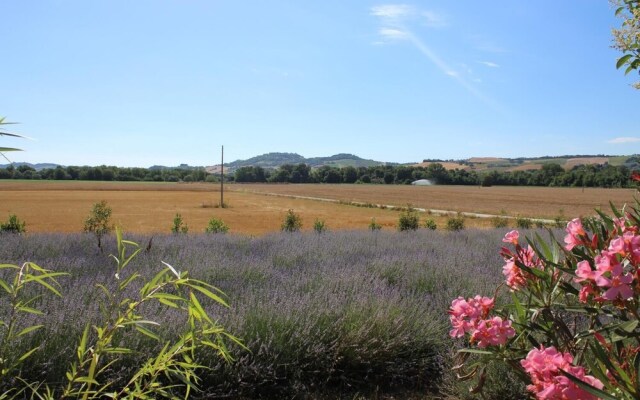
[0,161,636,188]
[0,164,212,182]
[234,162,637,188]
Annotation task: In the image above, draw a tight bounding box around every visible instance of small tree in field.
[205,217,229,234]
[313,218,326,234]
[83,200,113,250]
[281,209,302,232]
[369,217,382,231]
[0,214,26,234]
[398,207,419,231]
[171,213,189,234]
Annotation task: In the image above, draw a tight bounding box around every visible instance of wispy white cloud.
[608,137,640,144]
[379,27,409,40]
[478,61,500,68]
[422,10,447,28]
[370,4,413,19]
[370,4,501,110]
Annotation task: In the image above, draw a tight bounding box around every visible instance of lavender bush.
[0,229,519,398]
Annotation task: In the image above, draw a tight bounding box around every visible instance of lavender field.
[0,229,530,398]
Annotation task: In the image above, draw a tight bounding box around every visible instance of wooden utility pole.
[220,145,224,207]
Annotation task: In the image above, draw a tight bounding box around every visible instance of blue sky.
[1,1,638,167]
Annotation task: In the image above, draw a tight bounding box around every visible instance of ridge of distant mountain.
[0,162,61,171]
[226,152,389,170]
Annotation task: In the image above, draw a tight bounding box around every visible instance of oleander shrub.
[449,199,640,399]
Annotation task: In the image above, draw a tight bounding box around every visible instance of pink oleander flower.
[503,258,527,289]
[448,296,494,338]
[574,260,595,282]
[521,346,604,400]
[564,218,586,251]
[470,316,515,348]
[599,264,634,301]
[502,245,541,290]
[503,230,519,245]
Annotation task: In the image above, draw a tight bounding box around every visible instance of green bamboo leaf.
[16,306,43,315]
[78,324,90,361]
[188,283,229,307]
[73,377,99,385]
[617,54,633,69]
[134,325,161,341]
[118,272,141,291]
[0,279,12,294]
[0,147,21,152]
[17,324,43,337]
[18,347,40,361]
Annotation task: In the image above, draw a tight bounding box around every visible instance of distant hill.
[0,162,60,171]
[225,152,388,170]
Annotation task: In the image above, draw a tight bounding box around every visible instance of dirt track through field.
[236,189,558,223]
[233,184,637,220]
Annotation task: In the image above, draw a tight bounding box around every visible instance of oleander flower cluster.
[521,346,603,400]
[448,295,515,348]
[450,206,640,399]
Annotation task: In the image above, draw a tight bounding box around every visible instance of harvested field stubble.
[237,183,636,221]
[1,181,635,234]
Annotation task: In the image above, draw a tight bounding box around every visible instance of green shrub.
[205,217,229,234]
[313,218,326,234]
[515,216,532,229]
[423,218,437,230]
[446,216,465,231]
[83,200,113,249]
[490,216,509,228]
[171,213,189,234]
[281,209,302,232]
[369,218,382,231]
[0,214,26,234]
[398,208,419,231]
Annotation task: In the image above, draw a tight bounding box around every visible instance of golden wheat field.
[0,181,637,234]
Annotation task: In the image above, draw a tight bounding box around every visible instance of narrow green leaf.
[18,347,40,361]
[457,348,493,355]
[560,370,617,400]
[73,377,99,385]
[135,325,161,341]
[189,284,229,307]
[16,306,43,315]
[17,325,43,337]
